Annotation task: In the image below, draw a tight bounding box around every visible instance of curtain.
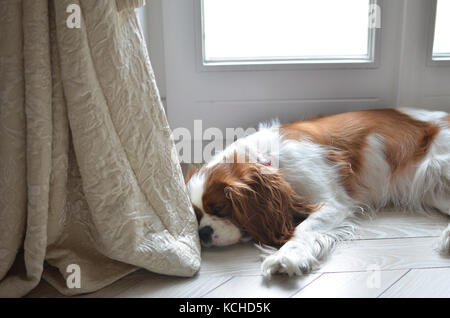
[0,0,200,297]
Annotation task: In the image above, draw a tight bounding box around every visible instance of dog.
[185,108,450,277]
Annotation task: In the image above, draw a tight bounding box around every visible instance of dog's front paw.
[260,242,318,278]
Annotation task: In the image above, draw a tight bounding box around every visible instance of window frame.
[194,0,382,71]
[427,0,450,66]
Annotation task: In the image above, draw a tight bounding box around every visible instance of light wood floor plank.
[319,237,450,273]
[26,210,450,298]
[355,211,449,240]
[204,274,320,298]
[79,270,153,298]
[293,270,409,298]
[199,243,262,277]
[106,272,232,298]
[380,267,450,298]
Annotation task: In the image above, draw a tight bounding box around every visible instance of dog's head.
[186,158,317,247]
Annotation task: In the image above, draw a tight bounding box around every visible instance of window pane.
[203,0,372,63]
[433,0,450,57]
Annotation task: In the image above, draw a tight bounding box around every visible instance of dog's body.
[186,108,450,276]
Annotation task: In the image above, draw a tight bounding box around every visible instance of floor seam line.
[376,269,411,298]
[200,276,234,298]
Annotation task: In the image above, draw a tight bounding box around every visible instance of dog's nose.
[199,226,213,244]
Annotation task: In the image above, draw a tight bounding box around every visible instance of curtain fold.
[0,0,200,297]
[115,0,146,12]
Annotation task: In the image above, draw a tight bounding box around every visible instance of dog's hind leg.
[428,127,450,254]
[434,175,450,254]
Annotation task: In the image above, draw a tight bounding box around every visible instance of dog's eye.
[212,205,226,215]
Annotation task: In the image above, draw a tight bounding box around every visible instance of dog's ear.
[224,163,317,246]
[184,164,201,184]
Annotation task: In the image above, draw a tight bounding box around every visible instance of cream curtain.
[0,0,200,297]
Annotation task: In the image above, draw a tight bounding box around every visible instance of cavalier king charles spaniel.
[186,108,450,277]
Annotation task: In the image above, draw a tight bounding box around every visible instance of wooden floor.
[27,209,450,298]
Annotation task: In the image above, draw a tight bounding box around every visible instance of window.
[160,0,448,135]
[201,0,377,65]
[432,0,450,60]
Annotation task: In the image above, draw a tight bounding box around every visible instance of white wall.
[396,0,450,108]
[140,0,450,137]
[138,0,167,104]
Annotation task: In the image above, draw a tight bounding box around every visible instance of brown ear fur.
[184,164,201,184]
[225,163,318,246]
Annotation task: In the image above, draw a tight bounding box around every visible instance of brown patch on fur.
[193,205,203,223]
[326,149,362,195]
[201,161,318,246]
[202,165,234,220]
[281,109,440,195]
[185,165,205,223]
[184,166,200,184]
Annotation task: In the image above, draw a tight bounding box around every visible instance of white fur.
[187,168,244,246]
[399,108,448,125]
[198,213,243,247]
[187,172,205,212]
[261,137,361,277]
[355,134,391,207]
[188,108,450,275]
[262,109,450,276]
